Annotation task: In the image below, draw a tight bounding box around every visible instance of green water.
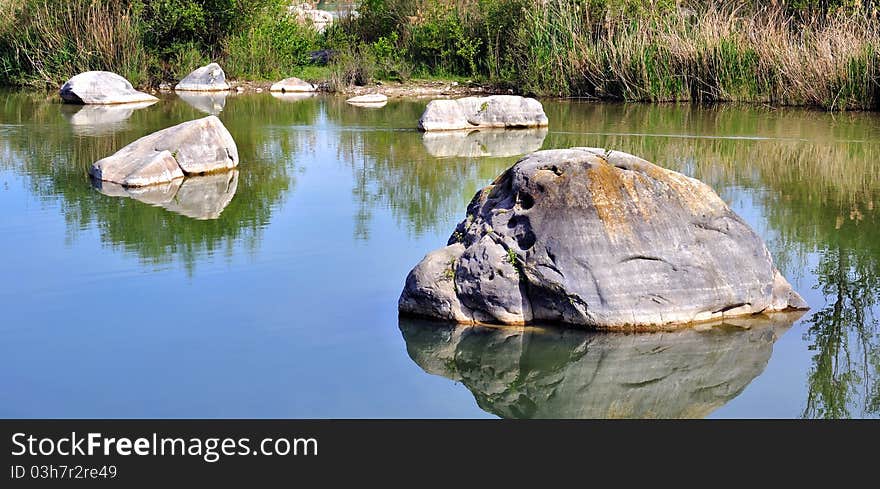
[0,91,877,418]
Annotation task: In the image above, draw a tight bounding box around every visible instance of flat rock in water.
[422,128,548,158]
[346,93,388,106]
[89,116,239,187]
[175,63,230,91]
[399,148,808,329]
[270,77,316,93]
[59,71,158,105]
[418,95,549,131]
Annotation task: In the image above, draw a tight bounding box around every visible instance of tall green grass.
[0,0,324,88]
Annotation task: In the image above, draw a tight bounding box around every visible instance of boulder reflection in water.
[421,127,548,158]
[91,170,239,220]
[400,312,804,418]
[176,91,228,115]
[60,101,157,136]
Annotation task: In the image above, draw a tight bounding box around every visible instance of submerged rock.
[61,101,157,136]
[346,93,388,107]
[400,311,803,418]
[422,128,548,158]
[175,63,230,91]
[270,77,316,93]
[176,91,227,115]
[418,95,549,132]
[92,171,239,220]
[59,71,158,105]
[89,116,239,187]
[399,148,807,329]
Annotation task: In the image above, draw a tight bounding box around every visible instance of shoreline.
[146,79,507,99]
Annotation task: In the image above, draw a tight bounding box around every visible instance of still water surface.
[0,91,877,418]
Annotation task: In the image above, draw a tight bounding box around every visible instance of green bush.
[224,10,322,81]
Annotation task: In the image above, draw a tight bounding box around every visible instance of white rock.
[270,77,316,93]
[90,116,239,187]
[346,93,388,106]
[59,71,158,105]
[418,95,549,131]
[175,63,230,92]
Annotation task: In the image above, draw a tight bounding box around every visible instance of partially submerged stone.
[175,63,230,91]
[270,77,316,93]
[89,116,239,187]
[59,71,158,105]
[418,95,549,131]
[92,171,239,220]
[346,93,388,106]
[422,128,548,158]
[399,148,808,329]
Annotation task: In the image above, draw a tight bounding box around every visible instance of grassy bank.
[4,1,880,110]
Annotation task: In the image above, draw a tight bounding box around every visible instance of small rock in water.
[175,63,230,92]
[59,71,157,105]
[399,147,808,329]
[418,95,548,131]
[270,77,316,93]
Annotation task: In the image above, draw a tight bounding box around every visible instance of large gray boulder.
[399,148,808,329]
[418,95,549,131]
[89,116,239,187]
[400,311,802,418]
[422,128,548,158]
[175,63,230,91]
[59,71,158,105]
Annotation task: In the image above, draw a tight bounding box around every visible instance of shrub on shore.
[339,0,880,110]
[3,0,880,111]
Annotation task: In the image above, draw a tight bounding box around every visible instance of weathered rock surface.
[422,128,548,158]
[346,93,388,106]
[270,77,316,93]
[61,101,157,136]
[92,171,239,220]
[89,116,239,187]
[399,148,808,329]
[59,71,158,105]
[289,3,333,32]
[176,91,227,115]
[400,311,802,418]
[418,95,549,132]
[175,63,230,91]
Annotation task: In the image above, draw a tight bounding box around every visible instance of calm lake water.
[1,90,877,418]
